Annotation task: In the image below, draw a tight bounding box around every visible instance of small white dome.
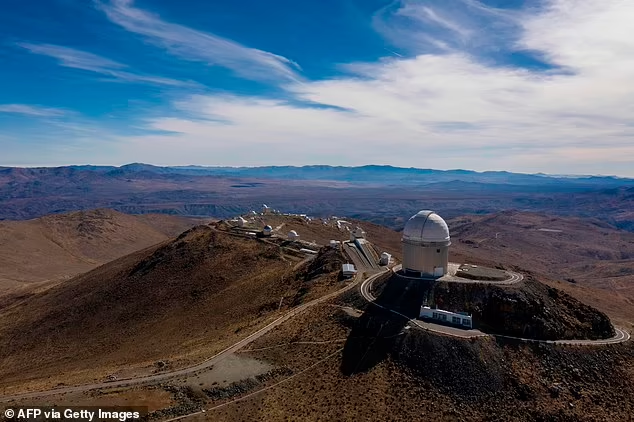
[402,210,450,244]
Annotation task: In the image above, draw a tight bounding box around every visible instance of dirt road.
[0,270,386,403]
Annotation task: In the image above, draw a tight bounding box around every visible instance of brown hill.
[448,211,634,273]
[446,211,634,325]
[434,278,614,340]
[0,209,202,296]
[0,224,344,392]
[149,287,634,422]
[2,212,633,421]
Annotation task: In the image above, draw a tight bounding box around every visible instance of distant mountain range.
[3,163,633,187]
[1,163,633,230]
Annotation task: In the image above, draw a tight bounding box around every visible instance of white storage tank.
[288,230,299,240]
[379,252,391,266]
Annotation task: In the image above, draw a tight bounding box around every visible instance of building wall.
[402,242,449,278]
[420,307,472,328]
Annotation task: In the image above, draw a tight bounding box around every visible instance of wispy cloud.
[0,104,67,117]
[373,0,520,54]
[397,4,472,40]
[96,0,302,83]
[17,42,192,87]
[94,0,634,176]
[6,1,634,177]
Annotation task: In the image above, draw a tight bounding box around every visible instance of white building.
[262,204,271,214]
[262,225,272,236]
[401,210,450,279]
[420,306,472,328]
[379,252,391,266]
[349,226,366,242]
[288,230,300,240]
[237,216,248,227]
[342,263,357,278]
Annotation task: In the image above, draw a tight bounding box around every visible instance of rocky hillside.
[0,224,341,392]
[203,282,634,422]
[369,273,614,341]
[434,278,615,340]
[0,209,202,295]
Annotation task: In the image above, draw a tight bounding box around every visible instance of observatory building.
[402,210,450,278]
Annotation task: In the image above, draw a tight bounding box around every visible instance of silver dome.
[402,210,450,244]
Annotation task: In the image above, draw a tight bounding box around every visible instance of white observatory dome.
[402,210,450,244]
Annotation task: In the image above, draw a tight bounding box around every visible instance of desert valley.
[0,166,633,421]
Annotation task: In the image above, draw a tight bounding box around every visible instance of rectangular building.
[419,306,472,328]
[342,263,357,278]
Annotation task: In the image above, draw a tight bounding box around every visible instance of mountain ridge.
[3,163,633,184]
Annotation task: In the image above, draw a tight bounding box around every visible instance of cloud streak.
[0,104,67,117]
[17,42,192,87]
[96,0,302,83]
[373,0,521,55]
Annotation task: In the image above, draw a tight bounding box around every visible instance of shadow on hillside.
[340,274,433,375]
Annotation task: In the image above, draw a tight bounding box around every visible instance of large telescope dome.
[402,210,450,245]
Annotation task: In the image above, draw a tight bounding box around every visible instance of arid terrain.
[0,208,632,421]
[2,165,633,232]
[0,209,203,297]
[447,211,634,326]
[0,223,347,393]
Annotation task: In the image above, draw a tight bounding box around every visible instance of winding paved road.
[360,270,631,345]
[392,264,524,285]
[360,268,487,339]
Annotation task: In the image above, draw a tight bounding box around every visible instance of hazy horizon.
[1,161,632,179]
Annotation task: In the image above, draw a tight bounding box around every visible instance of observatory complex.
[401,210,451,279]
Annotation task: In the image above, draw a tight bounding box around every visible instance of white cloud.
[96,0,302,83]
[0,104,67,117]
[17,42,192,87]
[519,0,634,72]
[6,0,634,177]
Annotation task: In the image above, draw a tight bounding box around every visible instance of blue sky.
[1,0,634,176]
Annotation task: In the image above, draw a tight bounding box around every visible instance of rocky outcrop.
[434,278,615,340]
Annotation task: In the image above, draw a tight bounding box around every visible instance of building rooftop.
[342,263,357,273]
